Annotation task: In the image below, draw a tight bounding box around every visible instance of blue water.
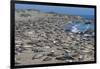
[74,23,94,32]
[64,22,77,31]
[16,4,94,19]
[80,15,94,20]
[64,22,94,33]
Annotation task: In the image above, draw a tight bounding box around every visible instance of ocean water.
[80,15,94,20]
[64,22,94,33]
[16,4,94,20]
[72,23,94,33]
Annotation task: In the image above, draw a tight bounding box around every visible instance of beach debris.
[56,51,74,61]
[15,41,23,47]
[55,55,74,60]
[44,46,51,49]
[15,46,26,53]
[65,60,73,62]
[56,47,63,50]
[23,44,33,48]
[32,48,44,53]
[32,54,44,60]
[43,57,52,61]
[47,50,56,57]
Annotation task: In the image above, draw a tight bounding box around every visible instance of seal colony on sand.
[15,9,95,66]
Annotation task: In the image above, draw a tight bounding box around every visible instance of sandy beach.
[15,9,95,66]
